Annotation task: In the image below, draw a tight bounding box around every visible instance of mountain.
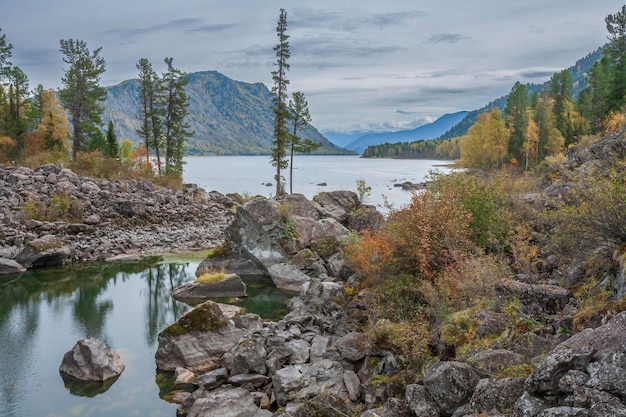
[439,47,603,139]
[322,131,372,148]
[342,111,469,155]
[102,70,353,156]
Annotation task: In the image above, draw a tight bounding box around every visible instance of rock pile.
[0,163,234,271]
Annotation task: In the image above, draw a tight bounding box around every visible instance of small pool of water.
[0,258,292,417]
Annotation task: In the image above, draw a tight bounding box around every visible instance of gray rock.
[585,357,626,399]
[0,257,26,275]
[310,335,331,363]
[469,378,526,415]
[174,367,196,386]
[187,387,262,417]
[423,361,482,415]
[155,301,245,372]
[347,204,384,233]
[230,337,268,375]
[16,235,72,268]
[313,190,360,224]
[511,391,548,417]
[525,348,595,395]
[228,374,268,388]
[59,337,125,381]
[285,339,310,364]
[281,193,321,220]
[194,368,229,390]
[557,311,626,361]
[405,384,439,417]
[172,274,247,300]
[344,370,361,402]
[334,331,377,362]
[537,406,588,417]
[471,349,526,374]
[272,359,348,407]
[589,402,626,417]
[496,279,572,315]
[267,262,311,292]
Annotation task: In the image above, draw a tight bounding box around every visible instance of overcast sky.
[2,1,618,133]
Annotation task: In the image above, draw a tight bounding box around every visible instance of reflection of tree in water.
[144,262,193,344]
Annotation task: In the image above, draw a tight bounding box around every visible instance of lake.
[183,155,454,211]
[0,258,291,417]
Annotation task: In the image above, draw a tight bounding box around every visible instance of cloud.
[99,18,234,40]
[426,33,469,44]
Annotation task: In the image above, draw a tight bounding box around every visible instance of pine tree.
[504,81,529,163]
[58,39,107,161]
[287,91,320,194]
[271,8,290,197]
[161,57,192,178]
[605,5,626,112]
[106,120,119,159]
[136,58,162,170]
[0,28,13,80]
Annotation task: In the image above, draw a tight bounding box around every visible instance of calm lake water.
[183,155,454,211]
[0,258,291,417]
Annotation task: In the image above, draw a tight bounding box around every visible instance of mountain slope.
[103,70,352,156]
[344,111,469,154]
[439,47,603,139]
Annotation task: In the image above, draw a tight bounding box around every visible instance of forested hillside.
[103,71,352,156]
[439,48,603,140]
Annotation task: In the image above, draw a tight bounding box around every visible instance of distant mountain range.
[333,111,469,154]
[103,70,353,156]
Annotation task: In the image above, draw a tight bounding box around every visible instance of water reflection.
[0,257,292,416]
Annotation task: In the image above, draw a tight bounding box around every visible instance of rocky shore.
[0,163,234,273]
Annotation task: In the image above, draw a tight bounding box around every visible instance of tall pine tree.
[288,91,320,194]
[58,39,107,161]
[271,8,290,197]
[605,5,626,113]
[136,58,163,170]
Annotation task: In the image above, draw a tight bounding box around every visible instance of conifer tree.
[58,39,107,161]
[271,8,290,197]
[504,81,529,163]
[605,5,626,112]
[287,91,320,194]
[106,120,119,158]
[136,58,162,170]
[161,57,192,178]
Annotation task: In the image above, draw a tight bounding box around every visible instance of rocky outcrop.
[172,274,247,301]
[59,337,125,382]
[155,300,245,372]
[0,257,25,275]
[0,164,234,269]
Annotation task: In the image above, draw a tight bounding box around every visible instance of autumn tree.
[38,89,70,151]
[287,91,320,194]
[161,57,192,178]
[504,81,529,162]
[58,39,107,161]
[136,58,162,170]
[271,8,291,197]
[522,116,539,170]
[460,108,510,169]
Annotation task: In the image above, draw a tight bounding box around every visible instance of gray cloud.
[426,33,469,44]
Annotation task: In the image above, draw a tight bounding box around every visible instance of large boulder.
[405,384,440,417]
[59,337,125,381]
[155,300,245,372]
[496,279,572,315]
[423,361,483,415]
[272,359,349,407]
[16,235,72,268]
[313,191,360,224]
[557,310,626,360]
[0,258,26,275]
[172,274,247,301]
[468,377,526,415]
[226,197,287,268]
[187,387,266,417]
[525,348,595,395]
[267,262,311,293]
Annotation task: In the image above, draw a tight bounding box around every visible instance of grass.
[195,272,227,284]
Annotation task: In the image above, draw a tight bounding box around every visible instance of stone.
[272,359,348,407]
[230,337,268,375]
[471,349,527,374]
[194,368,229,390]
[496,279,572,315]
[405,384,440,417]
[155,300,245,372]
[16,235,72,268]
[172,274,247,301]
[334,331,377,362]
[347,204,384,233]
[59,337,125,381]
[474,310,511,337]
[525,348,595,395]
[589,402,626,417]
[313,191,360,224]
[174,367,196,386]
[469,378,526,415]
[0,257,26,275]
[228,374,269,388]
[537,406,588,417]
[423,361,482,415]
[285,339,310,364]
[511,391,548,417]
[557,311,626,361]
[267,262,311,292]
[344,370,361,402]
[187,387,262,417]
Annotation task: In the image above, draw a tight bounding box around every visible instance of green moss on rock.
[160,300,228,338]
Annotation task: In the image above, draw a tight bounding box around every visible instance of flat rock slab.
[172,274,247,301]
